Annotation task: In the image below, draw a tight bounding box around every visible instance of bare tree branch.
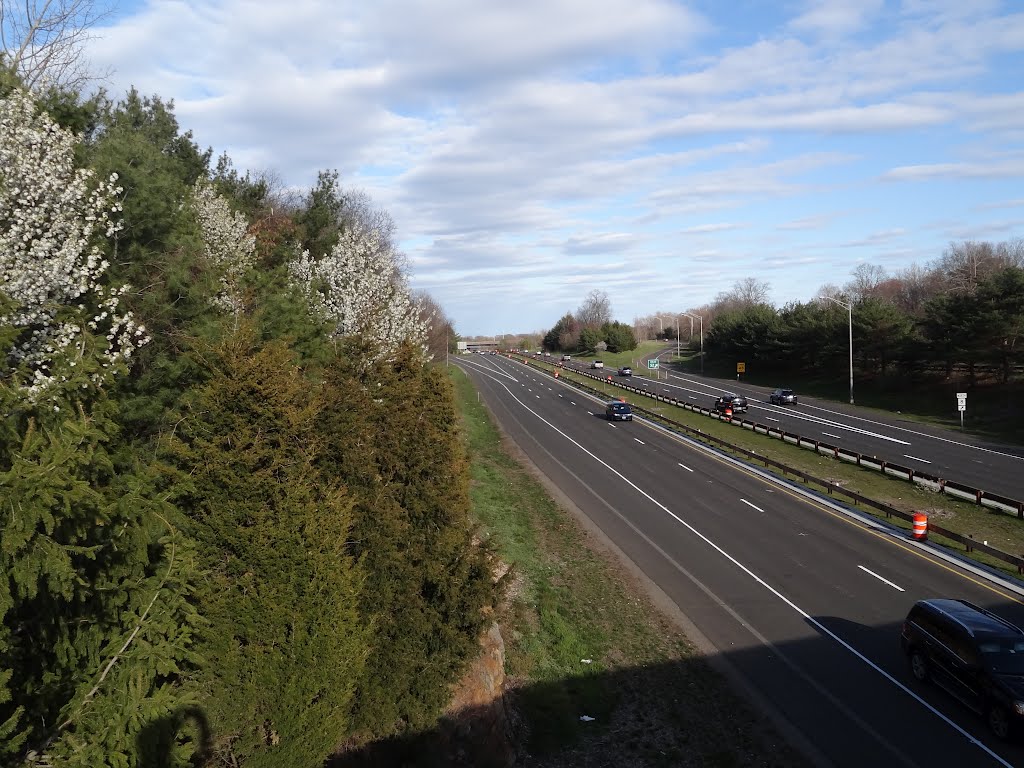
[1,0,113,91]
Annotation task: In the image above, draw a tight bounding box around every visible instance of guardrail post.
[966,534,973,553]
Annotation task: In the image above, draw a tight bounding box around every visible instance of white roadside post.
[957,392,967,431]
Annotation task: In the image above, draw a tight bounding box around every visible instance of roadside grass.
[449,365,811,767]
[531,359,1024,581]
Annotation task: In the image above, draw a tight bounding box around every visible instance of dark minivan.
[605,401,633,421]
[901,598,1024,739]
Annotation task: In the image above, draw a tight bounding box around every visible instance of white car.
[591,360,604,369]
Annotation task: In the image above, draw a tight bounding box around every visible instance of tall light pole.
[680,312,703,376]
[822,296,854,404]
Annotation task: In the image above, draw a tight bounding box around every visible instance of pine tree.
[320,341,498,738]
[166,328,368,767]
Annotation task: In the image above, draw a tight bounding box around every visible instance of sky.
[81,0,1024,336]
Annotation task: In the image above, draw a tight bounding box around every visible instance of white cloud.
[71,0,1024,333]
[791,0,885,37]
[680,223,746,234]
[882,161,1024,181]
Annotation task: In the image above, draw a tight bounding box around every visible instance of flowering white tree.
[0,87,146,400]
[288,218,428,361]
[191,180,256,325]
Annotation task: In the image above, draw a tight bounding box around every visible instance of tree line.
[0,72,497,768]
[540,290,639,354]
[630,244,1024,386]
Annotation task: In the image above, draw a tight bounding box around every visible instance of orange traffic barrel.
[912,512,928,541]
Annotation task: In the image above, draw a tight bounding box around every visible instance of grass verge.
[449,365,811,768]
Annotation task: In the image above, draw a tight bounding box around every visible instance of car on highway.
[901,598,1024,740]
[713,394,748,414]
[562,354,572,361]
[591,360,604,369]
[769,388,797,405]
[605,401,633,421]
[618,366,632,376]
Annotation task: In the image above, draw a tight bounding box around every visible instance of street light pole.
[822,296,854,404]
[676,316,680,358]
[681,312,703,376]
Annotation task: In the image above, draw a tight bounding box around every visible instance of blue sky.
[83,0,1024,336]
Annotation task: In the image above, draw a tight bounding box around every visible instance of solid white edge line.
[740,498,765,513]
[858,566,905,592]
[458,363,1014,767]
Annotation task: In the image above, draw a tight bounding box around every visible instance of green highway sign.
[647,359,659,369]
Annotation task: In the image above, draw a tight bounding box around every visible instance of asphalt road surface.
[550,352,1024,502]
[457,353,1024,768]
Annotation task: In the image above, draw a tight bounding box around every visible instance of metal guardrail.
[510,355,1024,575]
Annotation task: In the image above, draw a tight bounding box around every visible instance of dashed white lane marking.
[571,401,577,406]
[586,411,593,416]
[765,417,779,422]
[903,454,932,464]
[858,566,905,592]
[822,432,842,439]
[678,462,694,472]
[634,438,645,445]
[740,499,764,513]
[559,394,563,398]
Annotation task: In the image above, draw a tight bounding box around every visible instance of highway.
[551,352,1024,502]
[457,353,1024,768]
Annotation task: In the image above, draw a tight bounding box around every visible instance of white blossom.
[191,180,256,321]
[287,219,428,362]
[0,88,148,399]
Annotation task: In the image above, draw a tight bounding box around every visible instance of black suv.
[769,388,797,405]
[713,394,748,414]
[901,598,1024,739]
[605,401,633,421]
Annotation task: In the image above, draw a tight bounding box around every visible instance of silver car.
[769,388,797,405]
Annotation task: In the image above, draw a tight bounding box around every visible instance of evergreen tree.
[166,329,367,767]
[320,341,499,738]
[1,85,199,768]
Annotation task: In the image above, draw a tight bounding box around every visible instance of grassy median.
[449,364,810,767]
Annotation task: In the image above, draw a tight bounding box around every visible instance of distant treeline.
[1,73,498,768]
[700,261,1024,384]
